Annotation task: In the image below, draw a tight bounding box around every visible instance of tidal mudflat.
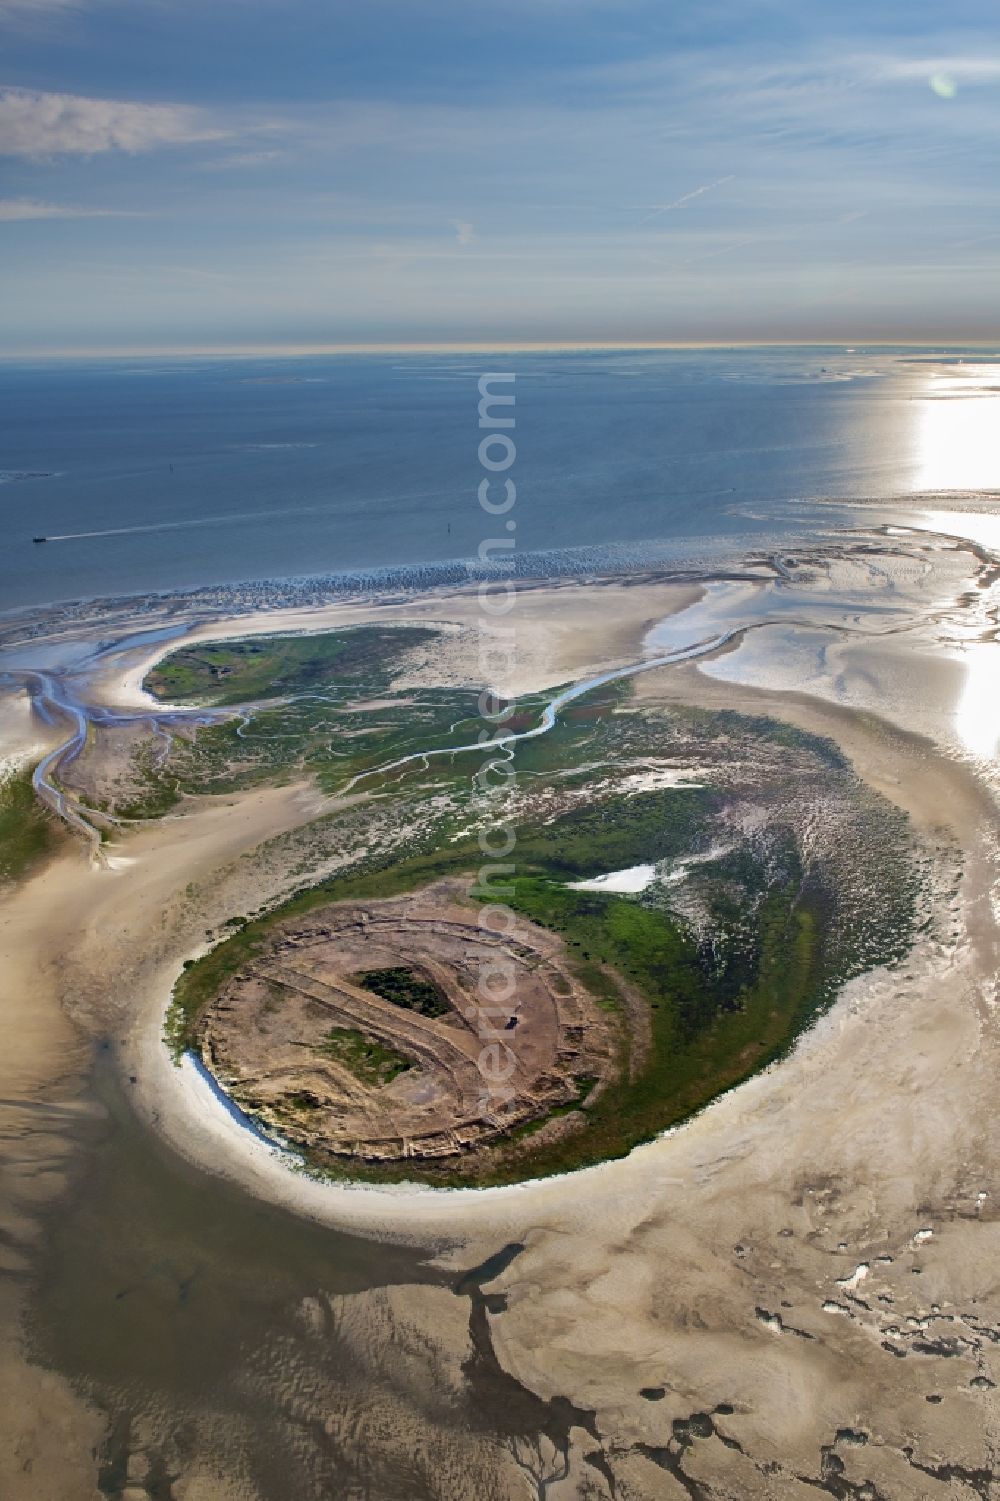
[1,510,999,1498]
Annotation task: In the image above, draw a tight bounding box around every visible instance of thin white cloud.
[0,0,81,18]
[0,196,146,220]
[201,148,284,170]
[875,55,1000,83]
[0,85,227,157]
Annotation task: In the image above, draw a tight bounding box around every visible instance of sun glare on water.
[912,366,1000,493]
[952,644,1000,762]
[906,366,1000,762]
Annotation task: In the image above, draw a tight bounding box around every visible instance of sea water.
[3,344,998,612]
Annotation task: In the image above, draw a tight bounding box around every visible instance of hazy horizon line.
[3,338,1000,362]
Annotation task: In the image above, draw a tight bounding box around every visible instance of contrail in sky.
[642,174,735,222]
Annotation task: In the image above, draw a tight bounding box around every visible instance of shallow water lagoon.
[567,863,658,893]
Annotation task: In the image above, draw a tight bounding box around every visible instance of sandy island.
[3,541,1000,1498]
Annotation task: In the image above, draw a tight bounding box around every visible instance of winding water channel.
[13,551,970,857]
[17,616,748,852]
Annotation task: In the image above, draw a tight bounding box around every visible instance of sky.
[0,0,998,352]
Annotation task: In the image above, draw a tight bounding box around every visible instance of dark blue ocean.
[0,346,988,612]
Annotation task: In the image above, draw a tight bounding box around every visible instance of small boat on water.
[32,536,48,544]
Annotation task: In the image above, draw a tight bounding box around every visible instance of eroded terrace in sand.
[199,880,619,1167]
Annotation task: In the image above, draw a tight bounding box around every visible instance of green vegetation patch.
[351,965,450,1018]
[117,624,498,820]
[127,623,492,815]
[0,769,60,884]
[317,1027,413,1086]
[145,625,437,706]
[284,1091,321,1113]
[483,871,822,1180]
[514,786,717,878]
